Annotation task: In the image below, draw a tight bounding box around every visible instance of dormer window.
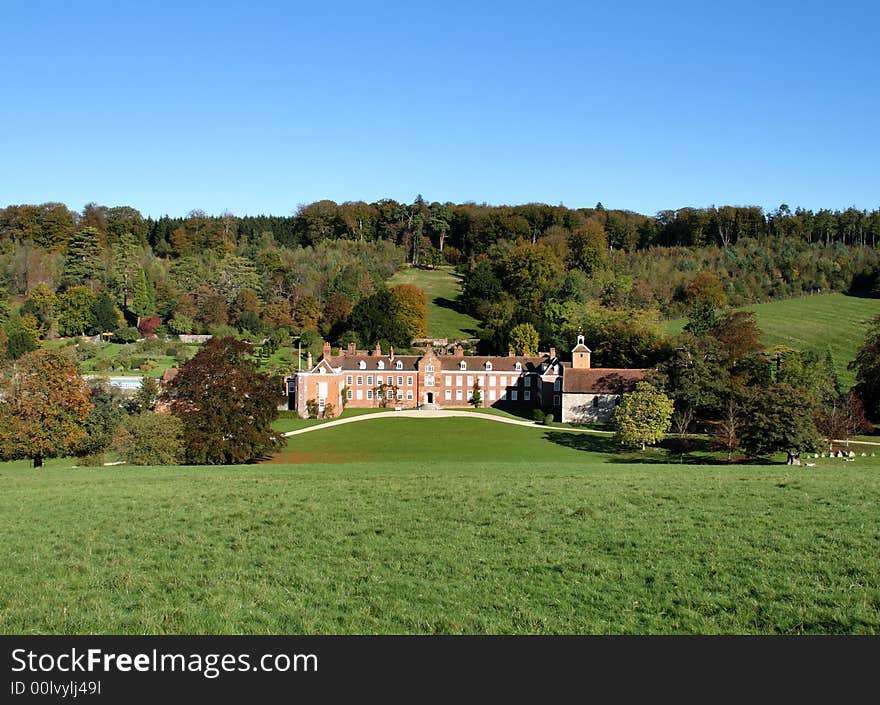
[459,361,466,371]
[377,360,385,369]
[515,362,522,371]
[395,360,403,370]
[358,360,366,370]
[485,361,492,371]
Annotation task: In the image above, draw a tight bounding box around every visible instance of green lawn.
[389,266,480,340]
[667,293,880,390]
[2,418,878,634]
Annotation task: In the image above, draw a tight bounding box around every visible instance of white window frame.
[456,375,463,386]
[357,375,363,386]
[397,375,403,386]
[366,375,373,385]
[485,361,492,371]
[511,390,518,401]
[456,389,463,401]
[377,360,385,369]
[346,375,353,385]
[396,360,403,370]
[346,388,353,400]
[356,389,364,400]
[467,376,474,387]
[406,391,413,401]
[445,376,452,386]
[445,390,452,400]
[459,360,466,371]
[407,376,413,386]
[367,390,373,400]
[524,377,531,388]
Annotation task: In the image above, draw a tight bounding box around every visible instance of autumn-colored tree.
[683,272,727,309]
[0,349,92,467]
[711,310,763,364]
[389,283,428,339]
[137,315,161,338]
[320,292,353,338]
[164,337,284,464]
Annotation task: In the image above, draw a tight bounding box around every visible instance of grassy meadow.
[2,418,878,635]
[667,293,880,390]
[388,265,480,340]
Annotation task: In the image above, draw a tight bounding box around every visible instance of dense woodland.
[1,197,879,443]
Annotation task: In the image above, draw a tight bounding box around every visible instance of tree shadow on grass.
[543,431,618,454]
[543,431,772,465]
[433,295,480,337]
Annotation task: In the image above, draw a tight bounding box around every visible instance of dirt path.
[282,410,612,437]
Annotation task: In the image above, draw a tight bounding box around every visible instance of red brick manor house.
[287,336,647,423]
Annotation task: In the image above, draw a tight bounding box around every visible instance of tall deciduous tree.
[612,382,674,450]
[389,283,428,339]
[508,322,539,355]
[739,384,821,463]
[164,337,284,464]
[0,350,92,467]
[850,315,880,422]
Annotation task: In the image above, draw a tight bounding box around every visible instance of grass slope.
[388,266,480,340]
[668,293,880,390]
[2,419,878,635]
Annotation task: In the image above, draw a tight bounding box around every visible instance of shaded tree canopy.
[164,337,284,464]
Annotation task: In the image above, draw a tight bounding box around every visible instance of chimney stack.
[454,344,464,358]
[307,351,313,368]
[389,346,395,361]
[322,340,331,359]
[346,342,356,356]
[549,347,557,359]
[374,341,381,357]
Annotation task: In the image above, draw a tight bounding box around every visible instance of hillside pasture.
[388,266,480,340]
[667,293,880,390]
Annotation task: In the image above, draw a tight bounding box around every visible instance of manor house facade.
[288,336,647,423]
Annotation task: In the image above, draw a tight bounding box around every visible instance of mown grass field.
[388,266,480,340]
[2,418,878,634]
[667,293,880,390]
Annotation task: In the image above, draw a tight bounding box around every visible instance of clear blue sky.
[1,0,877,218]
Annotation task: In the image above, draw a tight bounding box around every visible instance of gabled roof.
[562,368,647,394]
[320,353,554,373]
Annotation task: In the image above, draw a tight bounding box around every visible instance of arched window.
[459,361,466,371]
[358,360,366,370]
[485,361,492,371]
[396,360,403,370]
[514,362,522,371]
[377,360,385,369]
